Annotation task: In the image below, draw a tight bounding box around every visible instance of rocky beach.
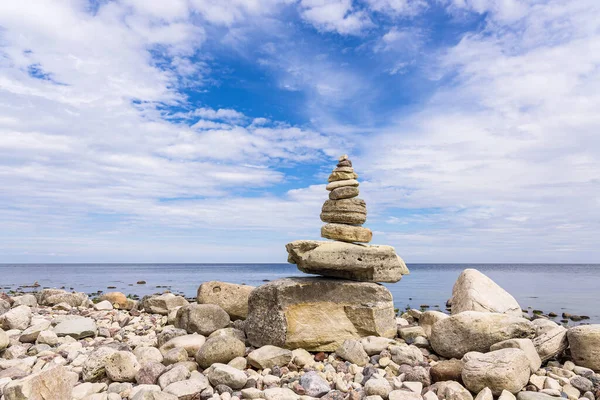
[0,156,599,400]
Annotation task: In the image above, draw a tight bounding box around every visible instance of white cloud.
[364,0,428,16]
[299,0,372,35]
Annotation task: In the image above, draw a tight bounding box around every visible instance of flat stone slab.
[245,277,397,351]
[286,240,408,283]
[53,317,97,339]
[321,223,372,243]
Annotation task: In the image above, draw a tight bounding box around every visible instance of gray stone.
[335,339,369,366]
[135,362,166,385]
[461,348,530,396]
[300,371,331,397]
[321,198,367,225]
[286,240,408,283]
[329,186,359,200]
[131,391,178,400]
[158,364,190,390]
[516,393,558,400]
[247,345,293,369]
[430,311,535,359]
[450,269,521,316]
[365,379,392,398]
[429,381,473,400]
[390,345,424,366]
[159,334,206,357]
[54,317,97,339]
[321,223,372,243]
[567,325,600,371]
[195,335,246,369]
[175,304,230,336]
[490,338,542,372]
[0,305,31,330]
[3,366,75,400]
[163,377,209,399]
[360,336,396,356]
[533,326,568,362]
[12,295,37,307]
[19,320,51,343]
[197,281,255,320]
[390,391,423,400]
[246,277,397,351]
[141,293,189,315]
[569,376,594,392]
[0,328,9,350]
[419,311,449,337]
[133,346,164,365]
[206,363,247,390]
[36,289,89,307]
[264,387,299,400]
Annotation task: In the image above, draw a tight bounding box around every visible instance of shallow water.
[1,263,598,323]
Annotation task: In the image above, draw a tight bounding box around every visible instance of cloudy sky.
[1,0,599,263]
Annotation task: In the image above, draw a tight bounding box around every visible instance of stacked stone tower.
[246,155,409,351]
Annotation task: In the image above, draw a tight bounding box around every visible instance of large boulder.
[567,325,600,371]
[450,269,521,315]
[141,293,188,315]
[0,328,9,350]
[246,277,397,351]
[3,366,76,400]
[286,240,408,283]
[532,326,568,362]
[196,281,255,320]
[490,338,541,373]
[0,305,31,330]
[36,289,89,307]
[174,303,230,335]
[195,335,246,369]
[420,311,449,337]
[462,348,531,395]
[430,311,535,359]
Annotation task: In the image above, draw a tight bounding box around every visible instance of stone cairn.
[245,155,409,351]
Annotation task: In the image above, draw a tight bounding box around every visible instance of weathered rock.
[195,335,246,369]
[390,344,424,366]
[163,376,209,399]
[3,366,75,400]
[158,365,190,390]
[19,320,51,343]
[0,328,8,350]
[37,289,89,307]
[99,292,131,309]
[94,300,113,310]
[0,298,11,314]
[209,327,245,342]
[490,338,541,373]
[329,186,359,200]
[335,339,369,366]
[321,223,372,243]
[141,293,188,315]
[247,345,293,369]
[163,347,188,365]
[328,171,358,182]
[532,326,568,362]
[196,281,255,320]
[430,381,473,400]
[133,346,164,365]
[431,359,464,383]
[567,325,600,371]
[54,317,97,339]
[451,269,521,316]
[299,371,331,397]
[12,295,37,307]
[135,362,166,385]
[430,311,535,359]
[286,241,408,283]
[462,348,531,395]
[516,393,558,400]
[326,179,358,191]
[264,387,300,400]
[105,351,141,382]
[174,303,230,336]
[390,391,423,400]
[321,199,367,225]
[206,364,247,390]
[420,311,449,337]
[83,347,118,382]
[532,319,559,337]
[160,334,206,357]
[360,336,396,356]
[365,378,392,398]
[0,305,31,330]
[131,392,178,400]
[246,277,396,351]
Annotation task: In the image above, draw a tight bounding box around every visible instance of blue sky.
[1,0,599,263]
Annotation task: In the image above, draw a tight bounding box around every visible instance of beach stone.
[206,363,247,390]
[430,381,473,400]
[158,364,190,389]
[133,346,164,365]
[326,179,358,191]
[163,347,188,365]
[19,320,51,343]
[567,325,600,371]
[0,328,8,350]
[99,292,130,309]
[430,311,535,359]
[532,319,559,337]
[365,378,392,398]
[3,366,75,400]
[94,300,113,310]
[246,277,396,351]
[0,298,11,315]
[360,336,396,356]
[195,335,246,369]
[264,387,299,400]
[209,327,245,342]
[451,269,522,316]
[163,377,209,399]
[160,334,206,357]
[533,326,568,362]
[291,348,314,368]
[197,281,255,320]
[247,345,293,369]
[300,371,330,397]
[490,338,542,372]
[462,348,530,395]
[12,295,37,307]
[420,311,449,337]
[105,351,141,382]
[158,327,188,347]
[136,362,166,385]
[286,240,408,283]
[431,359,464,383]
[142,293,189,315]
[390,391,423,400]
[36,289,89,307]
[0,305,31,330]
[570,376,594,392]
[390,344,424,366]
[83,347,118,382]
[335,339,369,366]
[175,303,230,335]
[321,198,367,225]
[321,223,372,243]
[329,186,359,200]
[328,171,358,182]
[132,392,178,400]
[516,393,558,400]
[54,317,97,339]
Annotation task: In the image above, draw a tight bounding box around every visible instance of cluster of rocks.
[245,155,409,351]
[0,268,599,400]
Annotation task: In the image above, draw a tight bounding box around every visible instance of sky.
[1,0,599,264]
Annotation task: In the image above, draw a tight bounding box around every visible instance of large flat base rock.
[245,277,397,351]
[286,240,409,283]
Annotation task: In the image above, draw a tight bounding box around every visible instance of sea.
[1,263,598,323]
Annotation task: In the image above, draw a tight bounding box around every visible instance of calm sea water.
[1,264,598,323]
